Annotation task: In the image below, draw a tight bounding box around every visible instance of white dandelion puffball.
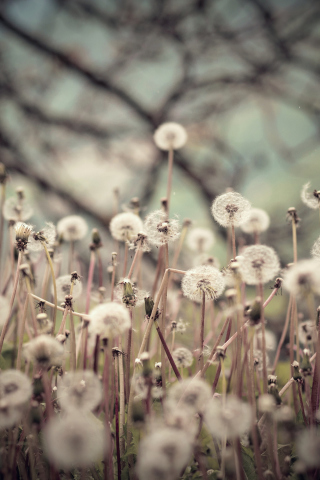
[205,396,253,440]
[144,209,180,246]
[109,212,143,242]
[172,347,194,369]
[55,274,82,302]
[153,122,187,151]
[311,236,320,259]
[238,245,280,285]
[186,227,215,253]
[23,335,64,368]
[299,320,317,344]
[58,370,102,412]
[43,414,106,469]
[28,222,56,252]
[3,196,33,221]
[167,378,211,415]
[89,302,131,339]
[240,208,270,234]
[181,265,225,301]
[0,296,10,327]
[211,192,251,227]
[0,370,32,408]
[296,429,320,468]
[57,215,88,241]
[301,182,320,210]
[283,259,320,297]
[254,327,277,352]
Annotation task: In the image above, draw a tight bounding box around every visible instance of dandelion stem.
[57,307,69,336]
[125,309,133,399]
[122,242,128,278]
[201,316,231,377]
[258,283,268,394]
[118,345,125,457]
[298,382,308,425]
[42,243,58,335]
[292,217,298,263]
[96,249,103,288]
[113,352,121,480]
[231,224,236,259]
[166,147,174,217]
[16,296,29,370]
[127,249,139,279]
[69,311,76,370]
[199,292,206,371]
[0,183,6,290]
[272,295,292,374]
[154,320,181,381]
[86,250,96,314]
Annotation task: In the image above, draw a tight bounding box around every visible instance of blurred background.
[0,0,320,277]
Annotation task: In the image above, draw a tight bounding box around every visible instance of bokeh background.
[0,0,320,288]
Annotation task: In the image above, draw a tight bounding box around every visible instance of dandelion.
[43,414,106,469]
[298,320,317,344]
[238,245,280,285]
[301,182,320,210]
[28,222,56,252]
[23,334,64,368]
[0,296,10,328]
[89,302,131,339]
[283,259,320,296]
[153,122,187,151]
[311,235,320,259]
[164,405,198,436]
[115,278,149,308]
[0,370,32,407]
[57,215,88,241]
[211,192,251,228]
[3,196,33,221]
[193,253,220,269]
[181,265,225,301]
[129,231,150,252]
[254,327,277,351]
[15,222,33,252]
[0,403,25,430]
[55,274,82,302]
[204,396,252,439]
[144,209,180,246]
[167,378,211,415]
[186,227,215,253]
[58,370,102,412]
[296,429,320,468]
[172,347,193,369]
[109,212,143,242]
[240,208,270,234]
[176,318,188,334]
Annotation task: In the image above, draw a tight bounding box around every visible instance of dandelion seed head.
[3,196,33,221]
[176,318,188,334]
[110,212,143,242]
[186,228,215,253]
[211,192,251,227]
[55,274,82,302]
[28,222,56,252]
[301,182,320,210]
[115,278,149,308]
[128,231,150,252]
[205,396,252,439]
[164,405,198,436]
[298,320,317,344]
[43,414,106,469]
[172,347,193,369]
[258,394,276,413]
[153,122,187,151]
[240,208,270,234]
[297,429,320,468]
[58,370,102,412]
[193,253,220,269]
[167,378,211,415]
[144,210,180,246]
[23,335,64,368]
[0,402,25,430]
[181,265,225,302]
[254,327,277,351]
[57,215,88,242]
[0,370,32,408]
[238,245,280,285]
[89,302,131,339]
[0,296,10,328]
[283,259,320,296]
[311,236,320,259]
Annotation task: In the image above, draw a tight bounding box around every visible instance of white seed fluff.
[311,235,320,259]
[23,335,64,368]
[240,208,270,234]
[0,370,32,407]
[186,227,215,253]
[55,274,82,302]
[144,210,180,246]
[181,265,225,301]
[28,222,56,252]
[167,378,211,415]
[58,370,102,412]
[238,245,280,285]
[3,197,33,221]
[109,212,143,242]
[301,182,319,210]
[283,259,320,297]
[89,302,131,339]
[57,215,88,241]
[298,320,317,345]
[296,429,320,468]
[153,122,187,151]
[205,396,252,440]
[211,192,251,227]
[172,347,194,368]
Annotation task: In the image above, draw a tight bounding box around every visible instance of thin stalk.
[42,243,57,335]
[93,335,100,374]
[30,293,84,317]
[16,296,29,370]
[24,276,38,336]
[69,311,76,370]
[154,320,181,381]
[118,347,125,457]
[127,249,139,279]
[289,298,299,416]
[272,296,292,374]
[122,242,128,278]
[151,246,163,298]
[86,250,96,314]
[111,261,116,302]
[96,249,103,288]
[57,307,69,336]
[125,309,133,399]
[297,383,308,425]
[199,292,206,371]
[102,341,111,480]
[166,146,174,217]
[69,240,74,273]
[231,224,236,259]
[160,244,169,395]
[113,353,121,480]
[201,316,231,377]
[259,283,268,394]
[0,183,6,290]
[311,316,320,420]
[292,217,298,263]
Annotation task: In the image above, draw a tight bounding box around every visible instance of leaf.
[241,446,257,480]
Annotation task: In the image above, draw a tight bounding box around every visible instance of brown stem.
[85,250,96,314]
[199,292,206,371]
[166,147,174,217]
[155,321,181,381]
[231,224,236,259]
[272,296,292,374]
[201,316,231,377]
[113,353,121,480]
[127,249,139,279]
[125,309,133,400]
[298,382,308,425]
[259,283,268,394]
[122,242,128,278]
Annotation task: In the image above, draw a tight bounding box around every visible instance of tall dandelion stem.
[199,292,206,371]
[86,250,96,314]
[42,243,58,335]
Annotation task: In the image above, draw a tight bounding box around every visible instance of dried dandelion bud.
[153,122,187,151]
[311,235,320,259]
[58,370,102,412]
[116,278,149,308]
[268,383,282,405]
[181,265,225,302]
[301,182,320,210]
[144,210,180,246]
[43,414,106,469]
[172,347,193,369]
[55,274,82,302]
[238,245,280,285]
[3,196,33,221]
[28,222,56,252]
[283,259,320,297]
[298,320,317,344]
[23,335,64,368]
[89,302,130,339]
[167,378,211,415]
[292,361,302,382]
[57,215,88,242]
[240,208,270,234]
[110,212,143,243]
[205,396,252,440]
[301,348,312,375]
[186,227,215,253]
[211,191,251,227]
[129,231,150,252]
[0,370,32,408]
[15,222,33,252]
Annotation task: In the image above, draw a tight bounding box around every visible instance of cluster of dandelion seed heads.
[89,301,131,339]
[153,122,187,151]
[283,259,320,296]
[240,207,270,234]
[238,245,280,285]
[186,227,215,253]
[28,222,56,252]
[144,209,180,246]
[57,215,88,242]
[172,347,193,368]
[55,274,82,302]
[181,265,225,301]
[301,182,320,210]
[110,212,143,242]
[211,191,251,227]
[311,235,320,259]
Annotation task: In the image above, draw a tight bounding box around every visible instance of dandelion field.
[0,120,320,480]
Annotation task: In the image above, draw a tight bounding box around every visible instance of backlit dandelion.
[211,192,251,227]
[172,347,193,369]
[57,215,88,241]
[205,396,252,439]
[167,378,211,415]
[181,265,225,301]
[144,209,180,246]
[55,274,82,302]
[283,259,320,296]
[311,236,320,259]
[153,122,187,151]
[301,182,320,210]
[186,227,215,253]
[58,370,102,412]
[110,212,143,242]
[23,335,64,368]
[89,302,131,339]
[3,196,33,222]
[28,222,56,252]
[238,245,280,285]
[240,208,270,234]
